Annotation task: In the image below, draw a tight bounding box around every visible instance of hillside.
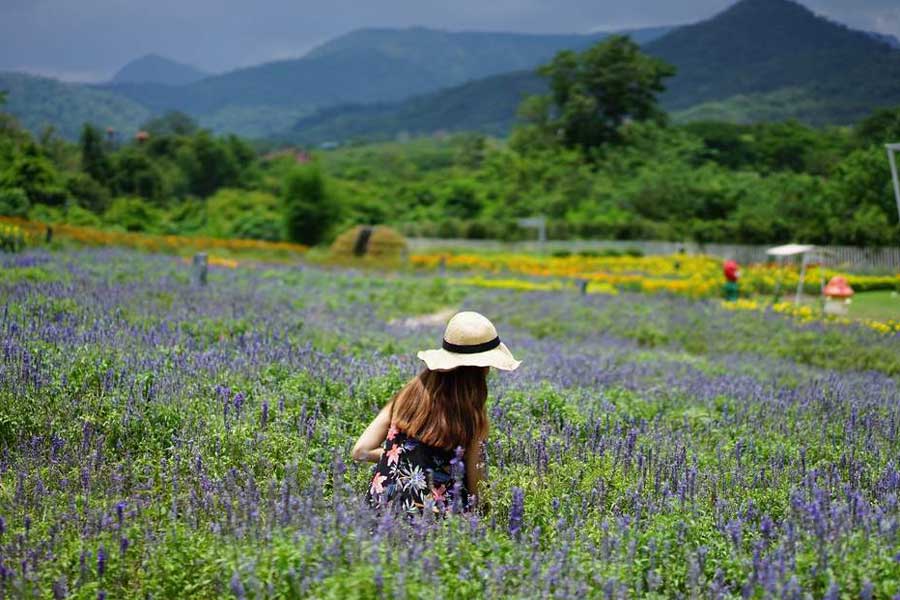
[288,0,900,141]
[110,54,209,85]
[868,32,900,49]
[284,70,545,144]
[94,26,670,137]
[6,2,900,140]
[304,26,670,84]
[0,72,151,139]
[643,0,900,119]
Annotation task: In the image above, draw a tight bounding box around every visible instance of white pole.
[887,144,900,224]
[795,253,808,305]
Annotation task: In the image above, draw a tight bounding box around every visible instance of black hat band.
[442,337,501,354]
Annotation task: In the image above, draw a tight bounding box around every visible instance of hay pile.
[329,225,408,264]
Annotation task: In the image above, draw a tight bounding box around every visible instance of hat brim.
[417,342,521,372]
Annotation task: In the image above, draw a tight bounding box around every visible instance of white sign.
[517,217,546,228]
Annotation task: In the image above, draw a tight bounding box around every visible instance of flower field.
[0,216,308,261]
[411,252,900,299]
[2,248,900,598]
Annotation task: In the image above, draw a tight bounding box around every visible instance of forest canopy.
[1,38,899,247]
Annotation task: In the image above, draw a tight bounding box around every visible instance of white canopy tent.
[765,244,831,304]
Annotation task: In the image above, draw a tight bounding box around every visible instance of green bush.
[64,203,102,227]
[1,150,67,206]
[0,187,30,217]
[206,188,283,241]
[283,166,340,245]
[103,197,164,233]
[65,172,111,213]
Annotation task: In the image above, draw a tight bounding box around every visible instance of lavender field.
[2,249,900,599]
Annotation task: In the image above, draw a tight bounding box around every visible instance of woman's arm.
[351,402,392,462]
[464,437,487,505]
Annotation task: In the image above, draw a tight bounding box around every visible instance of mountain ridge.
[4,1,900,140]
[110,54,209,86]
[0,71,151,139]
[284,0,900,143]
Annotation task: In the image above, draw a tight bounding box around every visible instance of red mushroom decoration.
[823,276,854,315]
[135,130,150,143]
[823,276,853,299]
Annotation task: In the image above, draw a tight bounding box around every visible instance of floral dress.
[366,424,469,514]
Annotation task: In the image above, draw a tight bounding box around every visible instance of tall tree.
[521,36,675,151]
[79,124,113,184]
[282,165,339,246]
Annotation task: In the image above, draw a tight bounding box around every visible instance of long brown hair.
[391,367,489,450]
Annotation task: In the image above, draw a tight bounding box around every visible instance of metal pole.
[772,256,782,302]
[887,144,900,224]
[795,253,808,306]
[193,252,208,286]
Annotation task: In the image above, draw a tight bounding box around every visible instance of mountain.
[10,2,900,141]
[3,26,671,139]
[303,26,670,84]
[0,72,151,139]
[288,0,900,142]
[284,70,545,145]
[111,54,209,86]
[642,0,900,118]
[867,31,900,50]
[95,26,671,137]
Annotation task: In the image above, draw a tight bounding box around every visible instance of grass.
[847,290,900,321]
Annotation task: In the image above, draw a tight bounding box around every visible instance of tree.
[0,144,67,206]
[822,147,899,244]
[856,106,900,147]
[0,187,29,217]
[283,166,340,245]
[112,147,166,202]
[141,111,198,137]
[520,36,675,151]
[66,172,111,213]
[80,124,113,184]
[441,180,481,220]
[178,131,240,197]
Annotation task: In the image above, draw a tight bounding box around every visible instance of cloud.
[805,0,900,37]
[9,65,108,83]
[872,9,900,36]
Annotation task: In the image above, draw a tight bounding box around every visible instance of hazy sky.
[1,0,898,82]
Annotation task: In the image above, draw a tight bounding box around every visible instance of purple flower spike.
[509,487,525,540]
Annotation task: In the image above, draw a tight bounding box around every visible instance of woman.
[351,311,520,513]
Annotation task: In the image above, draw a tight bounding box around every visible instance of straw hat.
[417,311,520,372]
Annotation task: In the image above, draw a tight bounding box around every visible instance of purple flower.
[97,545,106,578]
[52,575,68,599]
[509,487,525,540]
[230,571,246,599]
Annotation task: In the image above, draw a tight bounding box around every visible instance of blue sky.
[1,0,897,82]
